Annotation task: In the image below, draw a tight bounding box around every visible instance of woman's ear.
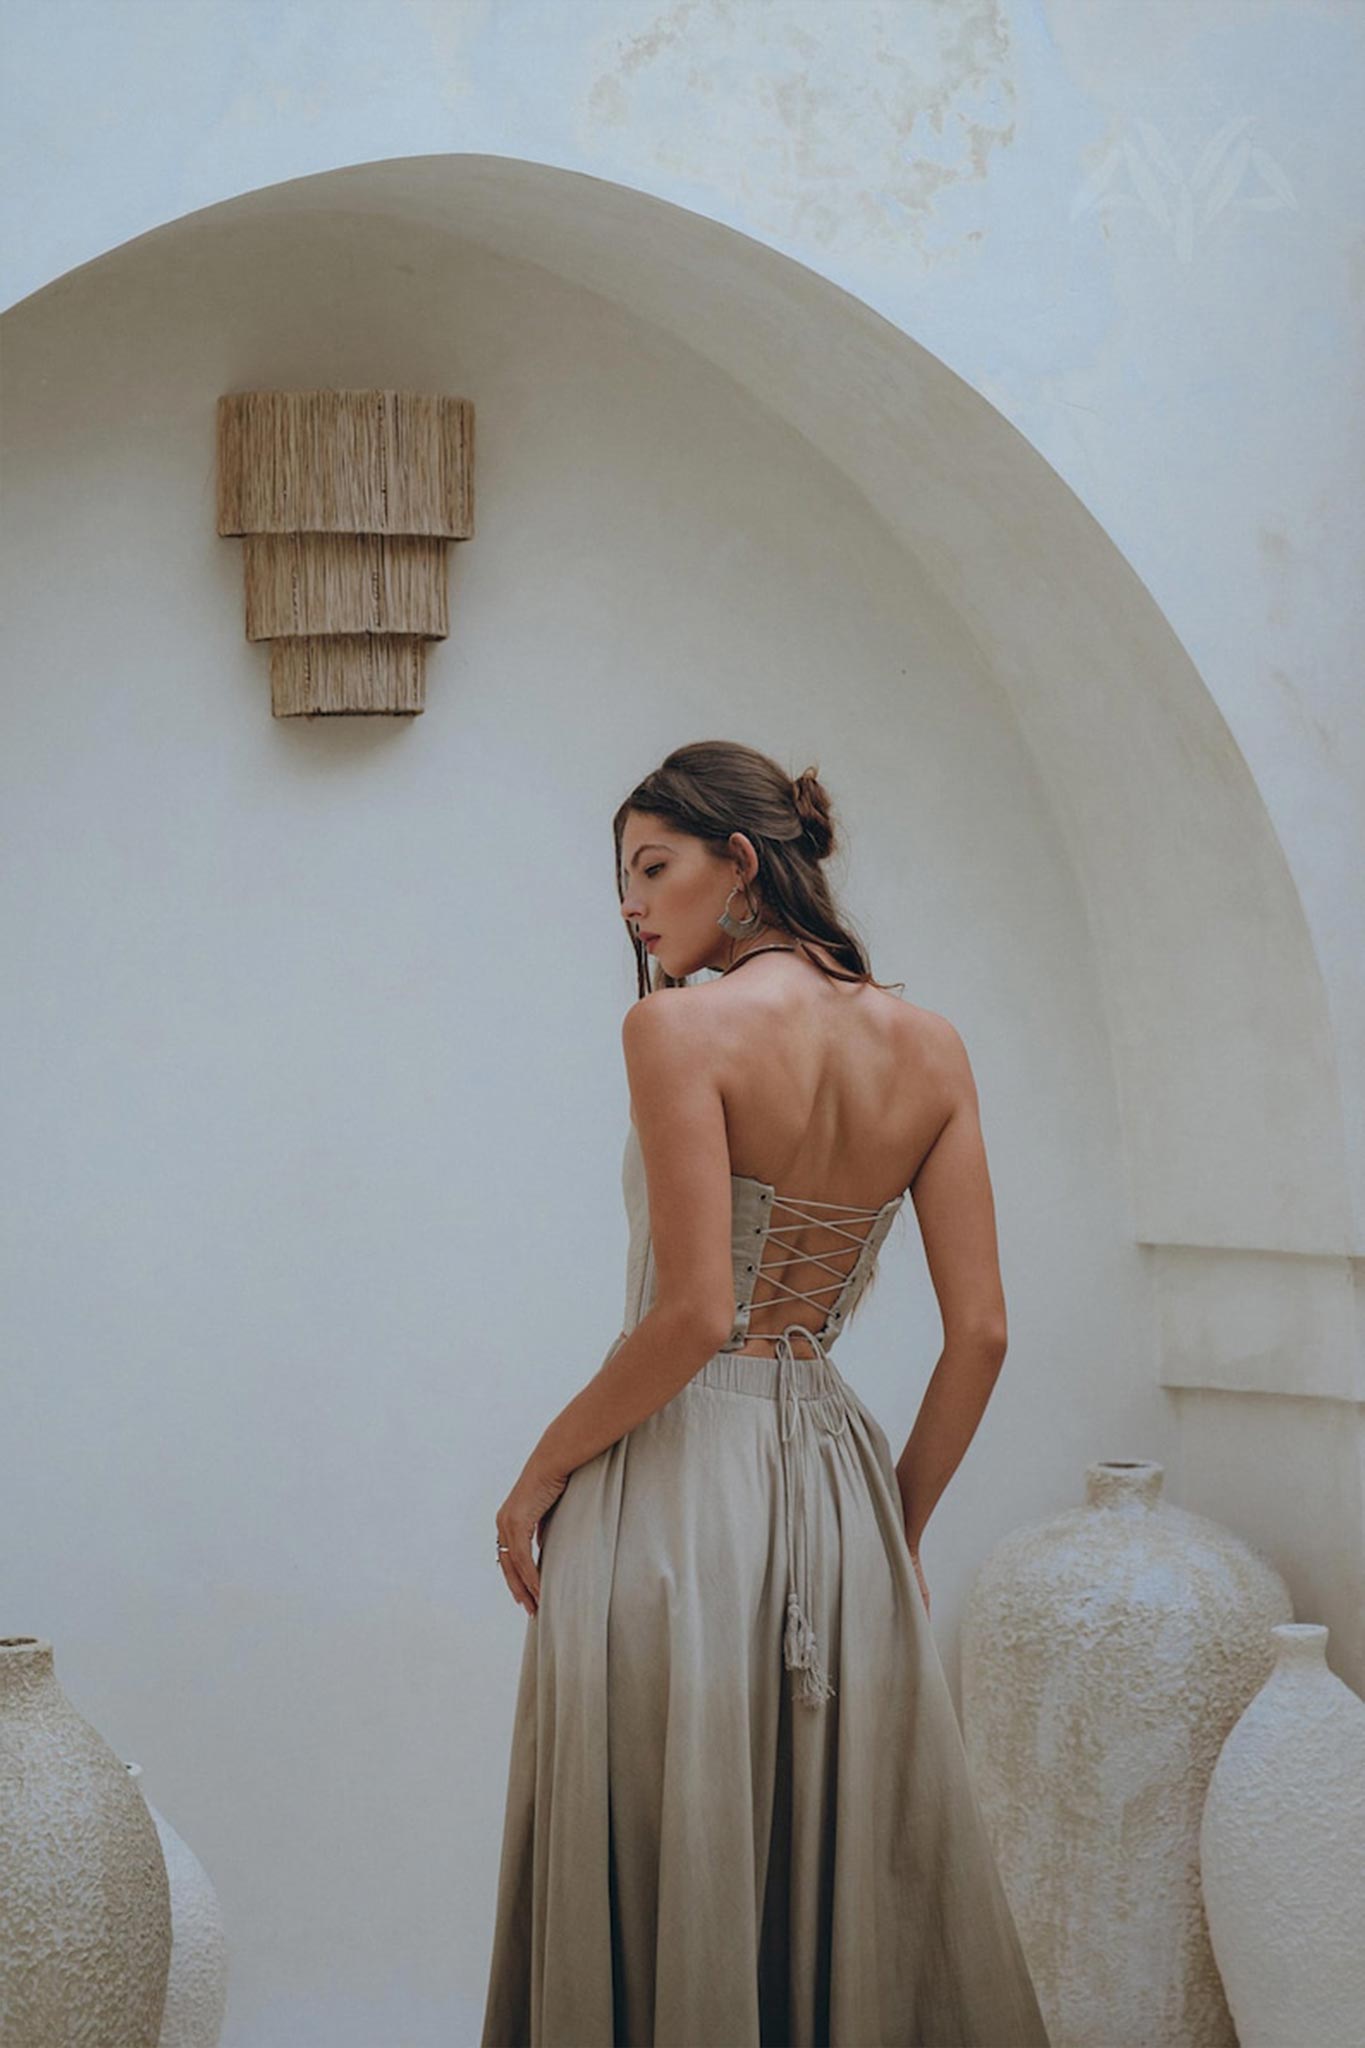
[729,830,758,884]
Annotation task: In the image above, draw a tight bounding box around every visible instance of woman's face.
[618,811,758,979]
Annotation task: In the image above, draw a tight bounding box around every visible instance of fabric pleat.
[480,1337,1051,2048]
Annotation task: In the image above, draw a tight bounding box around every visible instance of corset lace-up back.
[620,1118,907,1705]
[619,1119,905,1359]
[740,1185,901,1354]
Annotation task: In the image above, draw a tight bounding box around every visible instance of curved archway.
[2,154,1357,1674]
[147,153,1349,1259]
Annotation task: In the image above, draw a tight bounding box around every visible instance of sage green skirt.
[480,1342,1050,2047]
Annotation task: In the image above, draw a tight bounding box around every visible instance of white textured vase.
[960,1459,1293,2048]
[1199,1623,1365,2048]
[0,1634,172,2046]
[125,1761,230,2048]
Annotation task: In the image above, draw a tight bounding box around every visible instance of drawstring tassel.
[777,1325,847,1710]
[784,1588,837,1705]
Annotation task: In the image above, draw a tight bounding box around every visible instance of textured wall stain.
[1267,666,1335,758]
[408,0,492,111]
[579,0,1015,258]
[1259,523,1293,628]
[1259,520,1336,755]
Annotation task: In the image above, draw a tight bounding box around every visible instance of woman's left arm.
[494,993,736,1614]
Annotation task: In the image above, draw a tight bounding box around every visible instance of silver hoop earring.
[717,882,763,936]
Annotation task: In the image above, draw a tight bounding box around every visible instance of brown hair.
[613,739,907,1001]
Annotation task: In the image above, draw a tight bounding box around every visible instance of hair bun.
[791,765,835,861]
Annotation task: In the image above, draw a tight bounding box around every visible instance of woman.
[481,740,1050,2047]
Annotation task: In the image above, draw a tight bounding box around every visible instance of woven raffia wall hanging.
[216,389,475,718]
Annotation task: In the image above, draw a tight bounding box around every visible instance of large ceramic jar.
[1200,1622,1365,2048]
[960,1459,1292,2048]
[0,1635,172,2045]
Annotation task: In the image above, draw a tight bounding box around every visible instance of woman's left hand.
[495,1458,569,1616]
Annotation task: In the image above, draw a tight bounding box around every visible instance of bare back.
[693,952,966,1357]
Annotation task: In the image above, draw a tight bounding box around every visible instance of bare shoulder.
[882,998,974,1090]
[620,984,722,1058]
[904,1003,975,1082]
[620,988,730,1177]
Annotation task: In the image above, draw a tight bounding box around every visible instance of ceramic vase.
[0,1634,171,2045]
[960,1459,1293,2048]
[1199,1623,1365,2048]
[125,1760,230,2047]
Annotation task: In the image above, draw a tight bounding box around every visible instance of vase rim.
[1084,1460,1164,1509]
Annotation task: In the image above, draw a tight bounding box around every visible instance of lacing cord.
[774,1321,856,1708]
[735,1186,898,1707]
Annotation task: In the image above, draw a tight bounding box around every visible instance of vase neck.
[1271,1623,1328,1671]
[1084,1461,1163,1512]
[0,1636,56,1702]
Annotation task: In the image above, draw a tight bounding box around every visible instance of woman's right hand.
[909,1545,931,1618]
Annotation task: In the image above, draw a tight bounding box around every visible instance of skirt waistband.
[697,1346,849,1402]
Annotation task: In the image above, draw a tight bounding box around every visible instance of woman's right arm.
[895,1018,1009,1555]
